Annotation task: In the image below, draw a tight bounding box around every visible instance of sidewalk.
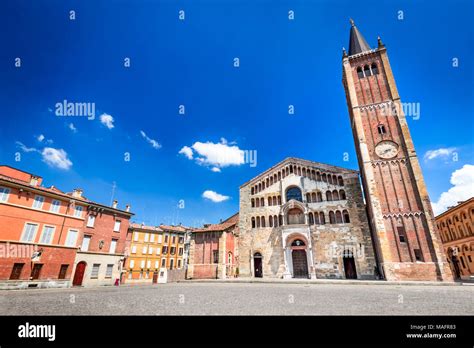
[181,277,466,287]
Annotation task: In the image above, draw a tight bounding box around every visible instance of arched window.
[328,175,333,184]
[251,198,255,207]
[278,172,281,181]
[316,172,321,181]
[268,197,272,206]
[287,208,305,224]
[309,212,314,225]
[291,239,306,247]
[267,178,270,187]
[326,191,332,201]
[317,192,323,202]
[251,217,255,228]
[289,166,293,174]
[357,67,364,78]
[261,216,266,228]
[329,211,336,224]
[256,199,260,207]
[364,65,371,77]
[311,192,316,202]
[302,168,306,177]
[340,190,346,200]
[319,212,326,225]
[256,216,260,228]
[338,176,344,186]
[297,167,301,176]
[273,215,278,227]
[260,198,264,207]
[314,212,320,225]
[286,186,303,202]
[251,187,254,195]
[278,215,283,226]
[273,196,277,206]
[377,124,386,135]
[322,173,327,182]
[306,193,311,203]
[336,211,343,224]
[269,216,273,227]
[333,190,339,201]
[371,63,378,75]
[333,175,337,184]
[278,196,282,205]
[258,183,262,192]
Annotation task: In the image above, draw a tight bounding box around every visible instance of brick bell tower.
[341,19,453,281]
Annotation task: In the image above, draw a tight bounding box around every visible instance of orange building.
[0,166,86,289]
[125,223,188,283]
[435,198,474,280]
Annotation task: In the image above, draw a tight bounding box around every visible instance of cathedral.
[235,20,453,282]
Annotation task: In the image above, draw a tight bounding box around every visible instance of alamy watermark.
[54,99,95,120]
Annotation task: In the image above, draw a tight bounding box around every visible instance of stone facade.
[342,21,453,281]
[436,198,474,280]
[238,158,376,280]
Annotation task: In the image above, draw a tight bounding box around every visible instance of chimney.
[72,188,83,198]
[112,200,118,209]
[125,204,131,212]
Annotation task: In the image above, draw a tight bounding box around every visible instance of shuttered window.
[58,265,68,279]
[105,264,113,278]
[10,263,24,280]
[21,223,38,242]
[91,264,100,279]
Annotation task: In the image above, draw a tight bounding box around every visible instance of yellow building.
[125,223,187,283]
[435,197,474,280]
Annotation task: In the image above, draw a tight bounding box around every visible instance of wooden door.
[343,256,357,279]
[254,255,263,278]
[292,250,309,278]
[73,262,86,286]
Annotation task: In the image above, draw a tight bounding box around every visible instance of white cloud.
[202,190,230,203]
[432,164,474,215]
[41,147,73,170]
[424,147,456,161]
[140,130,162,149]
[178,146,193,160]
[211,167,221,172]
[99,113,115,129]
[37,134,45,142]
[179,138,245,171]
[15,141,39,153]
[69,123,77,133]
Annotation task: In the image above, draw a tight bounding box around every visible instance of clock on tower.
[341,19,453,281]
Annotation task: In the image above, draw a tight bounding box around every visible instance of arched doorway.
[343,251,357,279]
[291,239,309,278]
[73,261,87,286]
[287,208,305,225]
[448,247,461,279]
[253,252,263,278]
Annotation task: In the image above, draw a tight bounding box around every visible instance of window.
[50,200,61,213]
[357,67,364,78]
[397,226,406,243]
[150,234,155,242]
[155,261,159,269]
[414,249,423,262]
[0,187,10,202]
[91,264,100,278]
[131,245,137,254]
[164,235,169,243]
[21,223,38,242]
[377,124,386,135]
[172,236,176,244]
[58,265,68,279]
[140,260,145,268]
[286,187,303,202]
[81,235,91,251]
[157,235,163,243]
[335,211,343,224]
[114,220,121,232]
[65,229,78,247]
[10,263,24,280]
[110,239,117,254]
[371,63,379,75]
[129,260,135,268]
[148,247,153,255]
[179,248,183,256]
[156,247,161,255]
[105,264,113,278]
[134,232,139,241]
[170,259,174,270]
[147,260,151,269]
[178,260,182,268]
[39,226,55,244]
[343,210,350,223]
[144,233,149,242]
[32,196,45,209]
[163,246,168,254]
[178,237,184,244]
[161,259,166,267]
[86,215,95,227]
[30,264,43,280]
[170,247,176,255]
[213,250,219,263]
[364,65,371,77]
[142,246,147,254]
[74,205,83,218]
[329,211,336,224]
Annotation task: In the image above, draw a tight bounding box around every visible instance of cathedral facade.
[238,158,376,279]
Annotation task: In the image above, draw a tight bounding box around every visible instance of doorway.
[73,261,87,286]
[253,253,263,278]
[343,252,357,279]
[292,250,309,278]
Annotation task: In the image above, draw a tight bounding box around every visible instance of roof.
[193,213,239,233]
[240,157,358,188]
[129,223,191,233]
[348,19,371,56]
[435,197,474,220]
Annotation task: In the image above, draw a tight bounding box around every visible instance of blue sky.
[0,0,473,226]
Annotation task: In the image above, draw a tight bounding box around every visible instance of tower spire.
[348,19,371,56]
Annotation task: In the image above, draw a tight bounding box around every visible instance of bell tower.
[341,20,453,281]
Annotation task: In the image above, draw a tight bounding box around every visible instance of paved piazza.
[1,282,473,316]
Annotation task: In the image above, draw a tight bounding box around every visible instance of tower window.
[371,63,379,75]
[357,67,364,78]
[377,124,386,135]
[414,249,423,262]
[397,226,406,243]
[363,65,371,77]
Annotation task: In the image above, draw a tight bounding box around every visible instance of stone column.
[217,231,227,279]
